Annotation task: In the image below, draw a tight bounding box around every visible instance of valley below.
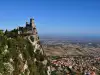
[40,37,100,75]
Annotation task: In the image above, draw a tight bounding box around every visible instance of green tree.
[0,30,4,36]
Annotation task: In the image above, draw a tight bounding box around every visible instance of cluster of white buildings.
[50,56,99,75]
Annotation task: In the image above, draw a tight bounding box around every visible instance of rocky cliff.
[0,23,51,75]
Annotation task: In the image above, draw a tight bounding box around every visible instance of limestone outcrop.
[0,18,51,75]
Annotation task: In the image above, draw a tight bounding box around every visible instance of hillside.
[41,39,100,57]
[0,29,50,75]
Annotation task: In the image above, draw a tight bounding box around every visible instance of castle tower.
[30,18,35,28]
[30,18,37,35]
[26,22,29,25]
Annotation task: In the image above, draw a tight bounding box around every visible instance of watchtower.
[30,18,35,28]
[30,18,37,35]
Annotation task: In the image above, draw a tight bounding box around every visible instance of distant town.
[41,36,100,75]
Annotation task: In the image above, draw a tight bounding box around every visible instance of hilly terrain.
[0,29,50,75]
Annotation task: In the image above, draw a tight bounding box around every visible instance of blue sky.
[0,0,100,36]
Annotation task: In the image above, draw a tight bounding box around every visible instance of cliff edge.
[0,19,51,75]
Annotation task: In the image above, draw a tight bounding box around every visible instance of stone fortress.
[18,18,37,35]
[18,18,51,75]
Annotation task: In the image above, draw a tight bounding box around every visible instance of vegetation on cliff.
[0,29,50,75]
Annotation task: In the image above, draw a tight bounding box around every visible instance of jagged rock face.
[0,35,50,75]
